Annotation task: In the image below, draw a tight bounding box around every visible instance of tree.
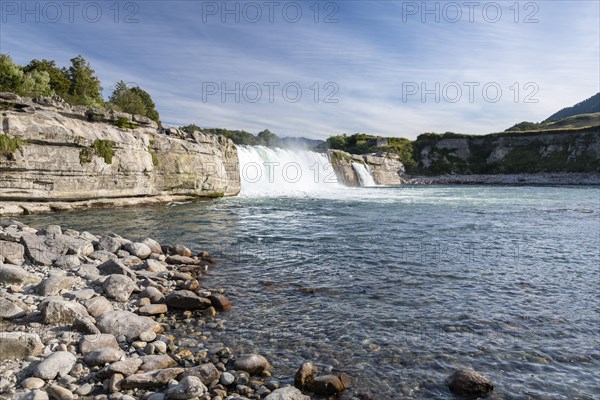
[23,59,71,98]
[67,55,103,107]
[326,134,347,150]
[130,87,160,126]
[109,81,145,115]
[20,69,51,97]
[0,54,24,93]
[257,129,280,147]
[109,81,161,127]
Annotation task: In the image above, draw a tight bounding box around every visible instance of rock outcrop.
[413,128,600,175]
[329,150,405,186]
[0,93,240,216]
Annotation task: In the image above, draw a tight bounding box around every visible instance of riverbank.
[0,195,217,217]
[400,172,600,185]
[0,219,365,400]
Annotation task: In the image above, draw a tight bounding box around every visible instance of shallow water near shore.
[19,185,600,399]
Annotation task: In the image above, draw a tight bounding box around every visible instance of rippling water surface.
[20,186,600,399]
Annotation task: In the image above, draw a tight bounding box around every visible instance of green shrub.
[0,134,26,157]
[92,139,115,164]
[114,117,136,129]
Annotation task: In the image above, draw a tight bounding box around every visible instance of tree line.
[0,54,160,127]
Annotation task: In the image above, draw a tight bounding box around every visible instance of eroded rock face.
[329,150,405,186]
[0,105,240,207]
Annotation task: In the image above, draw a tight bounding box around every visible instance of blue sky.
[1,0,599,139]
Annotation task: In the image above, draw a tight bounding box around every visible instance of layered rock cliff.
[413,127,600,175]
[0,94,240,215]
[329,150,405,186]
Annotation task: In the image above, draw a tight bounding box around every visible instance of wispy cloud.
[1,0,598,139]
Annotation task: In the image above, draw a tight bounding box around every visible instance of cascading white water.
[352,162,377,187]
[237,146,342,195]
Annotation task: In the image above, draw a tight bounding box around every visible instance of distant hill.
[544,92,600,122]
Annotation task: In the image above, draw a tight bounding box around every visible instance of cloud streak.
[1,0,598,139]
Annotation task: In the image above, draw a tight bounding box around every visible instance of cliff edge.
[0,93,240,215]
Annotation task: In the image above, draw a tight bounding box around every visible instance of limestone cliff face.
[414,128,600,175]
[329,150,405,186]
[0,95,240,206]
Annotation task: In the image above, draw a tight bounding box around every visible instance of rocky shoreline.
[400,172,600,185]
[0,219,360,400]
[0,219,495,400]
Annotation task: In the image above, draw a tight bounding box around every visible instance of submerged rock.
[447,369,494,396]
[294,362,316,389]
[208,293,232,311]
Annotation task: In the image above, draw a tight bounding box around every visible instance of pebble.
[220,372,235,386]
[47,384,75,400]
[139,331,157,342]
[21,377,45,389]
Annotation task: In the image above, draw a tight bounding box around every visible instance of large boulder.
[0,298,26,319]
[165,290,211,310]
[0,264,41,285]
[20,232,67,265]
[0,332,43,361]
[79,334,120,355]
[96,310,162,342]
[53,255,81,269]
[123,242,152,259]
[0,240,25,264]
[103,274,136,302]
[40,297,90,324]
[84,348,125,366]
[97,235,122,253]
[120,368,184,389]
[36,275,78,296]
[166,375,207,399]
[309,375,347,395]
[85,296,113,317]
[447,369,494,397]
[32,351,76,380]
[180,363,220,385]
[97,259,136,280]
[139,355,177,372]
[233,354,270,374]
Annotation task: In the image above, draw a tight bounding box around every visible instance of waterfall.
[352,162,377,187]
[237,146,342,195]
